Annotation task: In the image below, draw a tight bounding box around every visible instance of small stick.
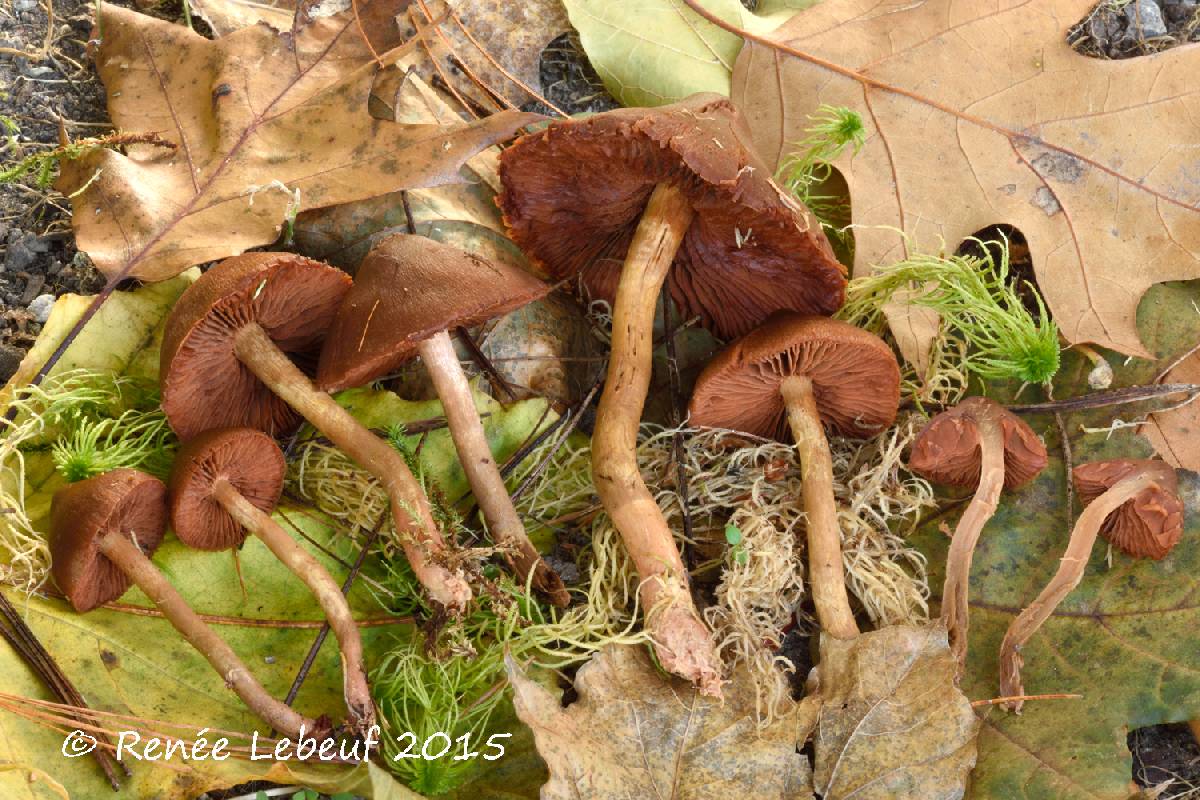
[455,325,517,401]
[1007,383,1200,414]
[971,693,1081,708]
[510,375,603,503]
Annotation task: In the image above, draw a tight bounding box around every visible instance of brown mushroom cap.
[1073,459,1183,560]
[168,427,287,551]
[908,397,1047,489]
[316,234,550,392]
[161,253,351,440]
[689,313,900,440]
[50,469,168,612]
[497,93,847,340]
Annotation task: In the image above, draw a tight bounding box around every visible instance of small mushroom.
[169,428,375,733]
[161,252,470,613]
[690,313,900,639]
[908,397,1047,670]
[499,94,846,694]
[999,459,1182,709]
[50,469,321,738]
[317,234,568,606]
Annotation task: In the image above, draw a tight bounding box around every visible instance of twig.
[283,512,387,711]
[455,325,517,401]
[971,692,1081,708]
[510,374,603,503]
[0,592,126,787]
[1007,383,1200,414]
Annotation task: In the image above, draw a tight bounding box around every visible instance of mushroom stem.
[231,322,471,613]
[591,182,721,696]
[779,374,859,640]
[96,531,319,739]
[211,478,375,733]
[999,471,1159,710]
[941,407,1005,671]
[417,330,569,607]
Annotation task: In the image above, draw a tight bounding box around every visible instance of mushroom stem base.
[779,374,859,640]
[232,322,471,613]
[999,471,1159,710]
[96,530,319,739]
[213,478,376,733]
[418,330,568,607]
[591,182,721,696]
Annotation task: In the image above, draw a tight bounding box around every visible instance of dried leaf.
[59,1,541,283]
[731,0,1200,360]
[1144,354,1200,472]
[565,0,813,108]
[812,625,979,800]
[508,644,815,800]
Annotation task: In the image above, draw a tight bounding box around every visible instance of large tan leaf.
[812,625,979,800]
[508,644,815,800]
[58,0,541,283]
[729,0,1200,360]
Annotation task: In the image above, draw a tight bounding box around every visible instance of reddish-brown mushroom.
[169,428,374,733]
[317,234,567,606]
[160,253,470,613]
[908,397,1047,671]
[999,459,1182,709]
[50,469,321,738]
[690,314,900,639]
[498,94,846,695]
[1072,459,1183,560]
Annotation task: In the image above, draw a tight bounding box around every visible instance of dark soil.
[3,0,1200,797]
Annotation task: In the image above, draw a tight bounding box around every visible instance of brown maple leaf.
[682,0,1200,362]
[58,0,541,284]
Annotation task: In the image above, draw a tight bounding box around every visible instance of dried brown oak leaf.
[58,1,541,283]
[727,0,1200,364]
[508,644,816,800]
[812,625,979,800]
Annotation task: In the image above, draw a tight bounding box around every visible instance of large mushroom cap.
[689,313,899,440]
[169,427,287,551]
[1073,459,1183,560]
[161,252,351,440]
[316,234,549,392]
[497,93,847,340]
[50,469,168,612]
[908,397,1047,489]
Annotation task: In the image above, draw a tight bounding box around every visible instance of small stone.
[28,293,56,324]
[4,231,39,272]
[264,655,276,665]
[0,344,24,384]
[13,0,36,11]
[1124,0,1169,39]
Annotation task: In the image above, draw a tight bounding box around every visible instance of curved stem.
[233,322,471,613]
[591,182,722,697]
[942,406,1005,671]
[779,375,858,639]
[999,471,1159,710]
[418,331,569,607]
[97,531,320,739]
[212,478,376,733]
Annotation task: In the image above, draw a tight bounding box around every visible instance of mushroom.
[498,94,846,693]
[689,313,900,639]
[50,469,321,738]
[907,397,1047,669]
[999,459,1182,709]
[316,234,568,606]
[169,427,374,733]
[160,252,471,613]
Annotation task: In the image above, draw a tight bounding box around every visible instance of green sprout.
[725,522,748,566]
[777,105,865,245]
[51,407,176,483]
[838,237,1061,385]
